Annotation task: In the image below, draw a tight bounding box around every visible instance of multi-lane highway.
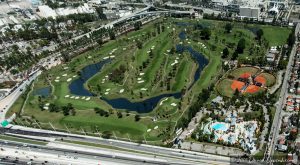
[1,126,232,165]
[0,70,41,122]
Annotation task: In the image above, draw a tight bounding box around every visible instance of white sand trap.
[171,103,177,107]
[56,76,60,79]
[167,50,170,53]
[179,42,183,44]
[139,73,144,76]
[171,60,178,66]
[62,74,67,77]
[138,80,144,84]
[204,46,207,49]
[147,129,151,132]
[82,97,86,99]
[45,103,50,106]
[176,57,179,60]
[109,52,112,55]
[54,80,60,82]
[119,89,124,93]
[154,126,158,130]
[172,28,175,31]
[65,95,70,98]
[73,75,76,78]
[43,107,49,110]
[151,47,154,50]
[106,89,111,92]
[67,78,72,82]
[64,67,69,70]
[75,97,79,99]
[110,55,115,58]
[70,96,75,99]
[103,56,109,60]
[141,88,147,91]
[88,56,92,59]
[188,42,191,44]
[105,75,109,78]
[137,78,142,81]
[147,51,151,53]
[186,39,188,41]
[123,48,127,50]
[133,40,135,42]
[159,98,168,105]
[85,97,90,101]
[164,53,168,56]
[105,92,109,95]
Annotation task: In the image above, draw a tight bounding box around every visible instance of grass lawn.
[216,79,234,97]
[229,67,259,79]
[261,26,291,46]
[0,135,47,145]
[257,72,276,87]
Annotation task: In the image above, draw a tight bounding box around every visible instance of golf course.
[8,18,291,142]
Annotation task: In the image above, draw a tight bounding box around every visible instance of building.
[277,144,288,151]
[239,6,260,19]
[37,5,57,18]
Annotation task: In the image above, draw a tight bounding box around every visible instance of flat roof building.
[239,6,260,19]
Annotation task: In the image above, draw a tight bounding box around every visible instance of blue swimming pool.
[212,123,228,131]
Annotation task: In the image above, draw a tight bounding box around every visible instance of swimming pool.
[212,123,228,131]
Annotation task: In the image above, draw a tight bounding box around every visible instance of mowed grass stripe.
[172,59,192,91]
[60,111,147,135]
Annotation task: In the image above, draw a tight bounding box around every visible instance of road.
[1,126,231,164]
[264,23,300,161]
[0,141,163,165]
[0,70,41,122]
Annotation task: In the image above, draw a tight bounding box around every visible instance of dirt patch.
[239,72,252,79]
[245,85,260,93]
[254,76,266,85]
[231,80,245,91]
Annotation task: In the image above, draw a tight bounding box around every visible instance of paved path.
[258,104,270,151]
[178,108,206,140]
[270,70,283,94]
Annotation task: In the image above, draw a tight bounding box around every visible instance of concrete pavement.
[3,125,231,164]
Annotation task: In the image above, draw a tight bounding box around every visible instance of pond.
[69,59,112,96]
[33,86,51,97]
[68,29,208,113]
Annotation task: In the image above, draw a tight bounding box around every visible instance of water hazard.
[68,31,208,113]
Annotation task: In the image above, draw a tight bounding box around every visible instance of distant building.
[266,53,276,62]
[37,5,57,18]
[277,144,288,151]
[104,11,119,20]
[239,6,260,19]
